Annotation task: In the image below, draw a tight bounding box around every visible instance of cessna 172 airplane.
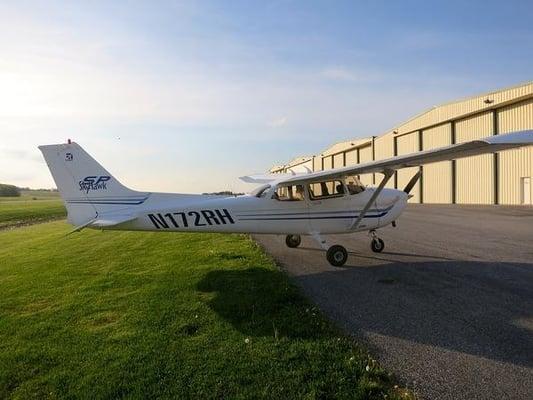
[39,130,533,266]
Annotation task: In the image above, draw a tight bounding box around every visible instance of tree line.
[0,184,21,197]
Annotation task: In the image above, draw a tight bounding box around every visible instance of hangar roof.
[395,81,533,135]
[320,137,372,157]
[286,156,313,167]
[269,164,285,173]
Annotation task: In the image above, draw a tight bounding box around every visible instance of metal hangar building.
[271,82,533,205]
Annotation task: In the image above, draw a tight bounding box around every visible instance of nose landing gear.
[369,230,385,253]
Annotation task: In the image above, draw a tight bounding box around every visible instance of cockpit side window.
[345,175,366,195]
[308,180,345,200]
[272,185,305,201]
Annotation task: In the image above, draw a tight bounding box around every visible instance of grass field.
[0,221,413,399]
[0,190,65,229]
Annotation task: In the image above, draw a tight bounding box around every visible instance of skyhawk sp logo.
[79,176,110,193]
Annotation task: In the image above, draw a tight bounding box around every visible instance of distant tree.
[0,184,21,197]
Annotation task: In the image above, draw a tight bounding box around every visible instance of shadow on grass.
[197,267,331,339]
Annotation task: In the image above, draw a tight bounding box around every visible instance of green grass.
[0,191,65,229]
[0,222,413,399]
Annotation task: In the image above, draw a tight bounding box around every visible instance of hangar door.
[323,155,333,170]
[396,133,420,202]
[422,125,452,203]
[358,145,373,187]
[522,177,532,205]
[374,134,395,189]
[498,99,533,205]
[456,112,494,204]
[345,149,358,166]
[333,153,344,169]
[313,156,322,172]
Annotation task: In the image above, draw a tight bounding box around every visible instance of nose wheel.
[285,234,301,248]
[369,230,385,253]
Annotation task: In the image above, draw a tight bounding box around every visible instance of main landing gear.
[285,231,385,267]
[309,232,349,267]
[326,245,348,267]
[285,234,301,248]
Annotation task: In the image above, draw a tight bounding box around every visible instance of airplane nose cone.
[378,188,404,207]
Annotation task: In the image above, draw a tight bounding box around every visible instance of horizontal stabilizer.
[68,213,137,234]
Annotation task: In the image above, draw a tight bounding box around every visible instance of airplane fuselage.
[95,187,408,235]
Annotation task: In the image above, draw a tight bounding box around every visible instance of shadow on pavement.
[293,259,533,369]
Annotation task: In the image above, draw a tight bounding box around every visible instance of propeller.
[403,170,422,194]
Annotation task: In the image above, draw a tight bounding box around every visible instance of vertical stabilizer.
[38,142,149,226]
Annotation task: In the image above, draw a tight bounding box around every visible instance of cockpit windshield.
[345,175,366,194]
[251,184,271,197]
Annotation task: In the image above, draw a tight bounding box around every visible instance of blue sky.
[1,0,532,192]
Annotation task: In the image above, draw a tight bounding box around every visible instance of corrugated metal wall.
[455,112,494,204]
[422,124,452,203]
[323,155,333,170]
[313,156,321,172]
[498,98,533,205]
[374,134,395,188]
[396,133,420,202]
[358,145,373,186]
[333,153,344,168]
[345,149,358,165]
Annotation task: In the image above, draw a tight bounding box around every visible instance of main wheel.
[285,234,301,248]
[326,245,348,267]
[371,238,385,253]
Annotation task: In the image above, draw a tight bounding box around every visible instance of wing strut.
[350,169,395,230]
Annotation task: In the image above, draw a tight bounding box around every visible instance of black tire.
[371,238,385,253]
[285,235,301,248]
[326,245,348,267]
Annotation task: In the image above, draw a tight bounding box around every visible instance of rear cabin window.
[308,180,345,200]
[272,185,304,201]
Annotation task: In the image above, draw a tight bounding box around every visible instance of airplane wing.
[239,171,310,184]
[274,130,533,185]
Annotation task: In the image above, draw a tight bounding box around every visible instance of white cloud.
[268,116,288,127]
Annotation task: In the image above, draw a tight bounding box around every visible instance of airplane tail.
[38,141,149,227]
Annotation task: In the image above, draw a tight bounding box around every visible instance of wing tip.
[484,130,533,145]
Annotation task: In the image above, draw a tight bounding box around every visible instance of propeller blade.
[403,170,422,194]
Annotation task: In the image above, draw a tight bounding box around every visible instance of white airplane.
[39,130,533,266]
